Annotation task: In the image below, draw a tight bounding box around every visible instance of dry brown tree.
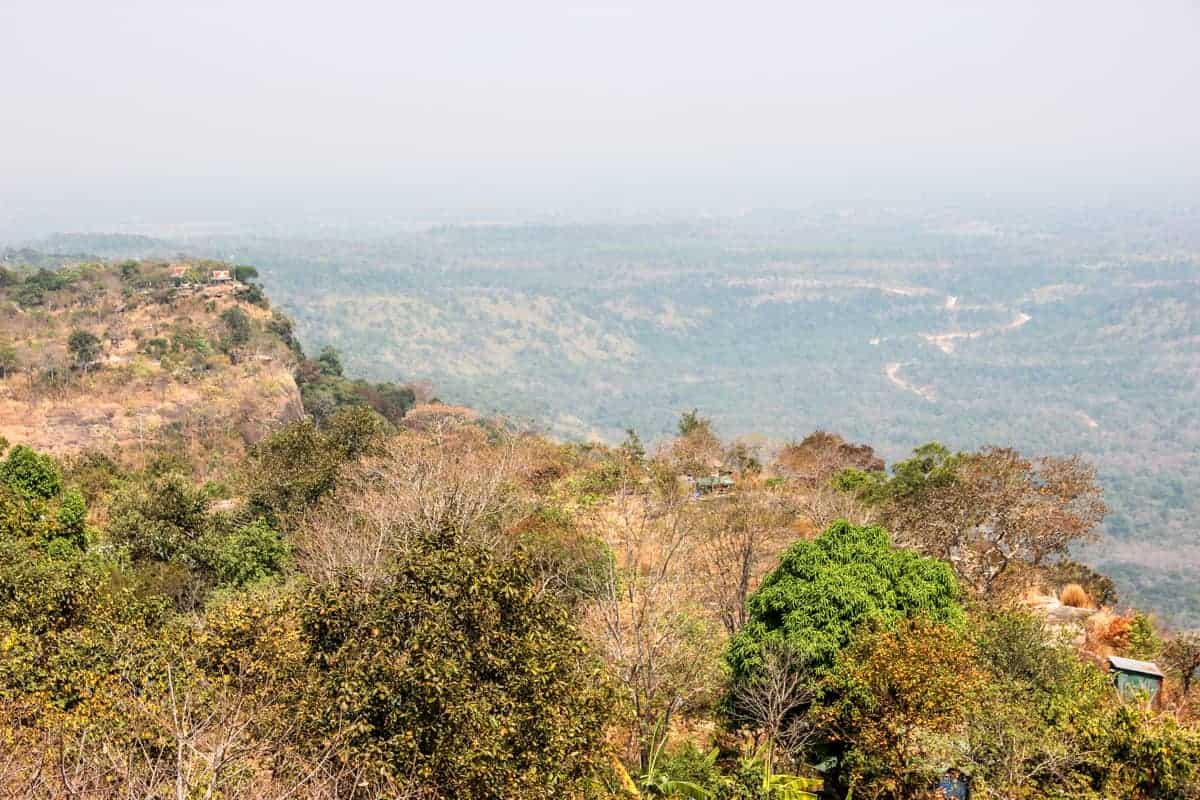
[688,489,797,634]
[294,422,523,585]
[882,448,1106,597]
[789,479,877,534]
[774,431,884,487]
[663,414,725,478]
[1163,632,1200,713]
[580,470,726,769]
[0,663,401,800]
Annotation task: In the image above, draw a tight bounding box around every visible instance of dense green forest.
[36,205,1194,624]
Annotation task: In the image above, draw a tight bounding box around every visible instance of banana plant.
[746,745,822,800]
[638,720,709,800]
[638,770,709,800]
[608,752,709,800]
[761,772,822,800]
[609,716,710,800]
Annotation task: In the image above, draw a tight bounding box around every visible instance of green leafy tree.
[197,519,289,586]
[232,264,259,283]
[316,345,344,377]
[108,472,209,563]
[678,408,711,437]
[620,427,646,461]
[266,311,299,352]
[1099,705,1200,798]
[245,418,340,521]
[0,445,62,501]
[834,442,959,506]
[967,609,1107,797]
[0,536,111,636]
[219,306,251,350]
[26,268,67,291]
[299,537,613,800]
[1127,613,1163,660]
[727,520,963,685]
[349,379,415,424]
[245,408,382,525]
[820,619,983,799]
[15,283,45,307]
[53,488,88,550]
[67,329,102,370]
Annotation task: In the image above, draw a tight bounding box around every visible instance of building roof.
[1108,656,1165,678]
[169,265,188,277]
[211,270,231,280]
[694,475,734,489]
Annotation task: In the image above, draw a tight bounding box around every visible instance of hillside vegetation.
[0,259,302,475]
[173,207,1195,627]
[0,260,1198,799]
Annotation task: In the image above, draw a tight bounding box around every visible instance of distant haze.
[3,0,1200,232]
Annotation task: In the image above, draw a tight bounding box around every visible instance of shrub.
[141,337,169,358]
[0,445,62,500]
[234,283,268,307]
[53,488,87,549]
[199,519,289,587]
[219,307,251,350]
[1061,583,1093,608]
[15,283,45,307]
[1045,558,1119,606]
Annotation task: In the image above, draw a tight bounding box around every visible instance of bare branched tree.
[295,423,522,585]
[581,472,725,770]
[690,490,796,634]
[1163,632,1200,709]
[0,667,419,800]
[791,481,877,533]
[731,644,819,772]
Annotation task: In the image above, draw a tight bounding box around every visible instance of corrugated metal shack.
[1108,655,1165,707]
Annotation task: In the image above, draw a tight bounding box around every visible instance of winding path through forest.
[885,362,937,401]
[884,294,1032,400]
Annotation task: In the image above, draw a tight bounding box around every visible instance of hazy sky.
[3,0,1200,222]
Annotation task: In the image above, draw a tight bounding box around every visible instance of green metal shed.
[1108,655,1164,706]
[692,475,734,495]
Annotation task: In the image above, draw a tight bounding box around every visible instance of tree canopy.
[67,329,101,369]
[838,443,1107,596]
[727,520,963,685]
